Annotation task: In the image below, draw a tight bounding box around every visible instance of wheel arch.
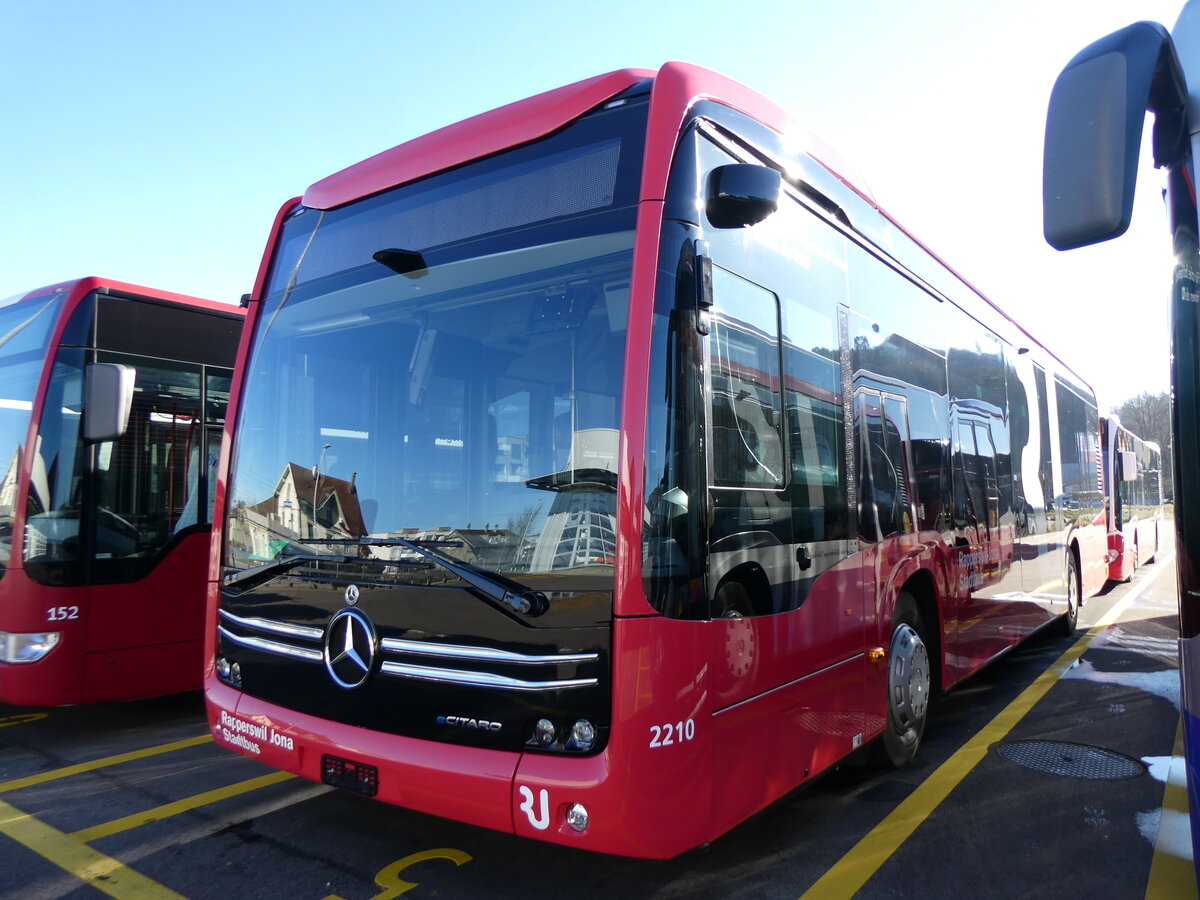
[713,561,773,617]
[896,568,943,696]
[1068,538,1083,601]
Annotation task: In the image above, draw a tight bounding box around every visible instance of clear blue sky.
[2,0,1186,411]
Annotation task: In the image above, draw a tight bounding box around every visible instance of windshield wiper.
[304,536,550,617]
[222,553,409,595]
[224,554,345,594]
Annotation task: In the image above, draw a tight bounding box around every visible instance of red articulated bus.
[0,277,243,705]
[1100,415,1163,583]
[208,63,1107,858]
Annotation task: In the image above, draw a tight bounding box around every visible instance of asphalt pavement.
[0,554,1192,899]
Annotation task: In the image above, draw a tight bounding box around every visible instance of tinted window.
[1055,376,1101,523]
[709,267,783,489]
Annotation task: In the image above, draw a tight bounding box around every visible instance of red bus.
[208,63,1107,858]
[1100,415,1163,582]
[0,277,243,705]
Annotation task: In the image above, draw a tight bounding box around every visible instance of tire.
[1057,552,1080,636]
[716,579,753,618]
[873,593,931,768]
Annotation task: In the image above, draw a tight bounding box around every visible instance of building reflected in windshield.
[525,427,617,570]
[229,462,368,563]
[228,429,619,577]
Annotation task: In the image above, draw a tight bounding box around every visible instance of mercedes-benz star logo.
[345,584,360,605]
[323,607,376,689]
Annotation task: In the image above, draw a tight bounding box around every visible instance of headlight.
[567,719,596,752]
[566,803,589,833]
[215,656,243,688]
[0,631,61,664]
[534,718,557,747]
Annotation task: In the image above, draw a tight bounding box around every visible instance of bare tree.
[1112,391,1173,499]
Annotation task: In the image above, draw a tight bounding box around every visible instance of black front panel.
[219,573,611,753]
[96,294,243,366]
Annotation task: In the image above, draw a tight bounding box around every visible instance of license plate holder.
[321,754,379,796]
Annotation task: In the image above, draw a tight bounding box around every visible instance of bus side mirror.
[706,165,781,228]
[1118,450,1138,482]
[1043,21,1186,250]
[83,363,136,443]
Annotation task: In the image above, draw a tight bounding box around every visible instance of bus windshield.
[0,291,64,573]
[225,101,645,581]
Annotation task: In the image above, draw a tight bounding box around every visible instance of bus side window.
[952,420,980,534]
[706,266,785,619]
[857,395,910,540]
[787,397,846,542]
[880,395,915,535]
[708,267,783,490]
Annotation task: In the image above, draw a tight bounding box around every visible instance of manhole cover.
[993,740,1145,780]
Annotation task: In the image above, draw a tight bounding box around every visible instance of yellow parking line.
[0,798,185,899]
[798,557,1171,900]
[0,735,212,795]
[70,770,296,843]
[1145,718,1198,899]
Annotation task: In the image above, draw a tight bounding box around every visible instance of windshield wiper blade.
[224,554,345,593]
[306,535,548,617]
[398,539,549,617]
[223,553,400,594]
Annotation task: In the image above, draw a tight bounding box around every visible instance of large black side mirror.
[706,164,782,228]
[83,363,136,443]
[1043,21,1187,250]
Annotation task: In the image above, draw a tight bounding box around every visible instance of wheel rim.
[889,623,930,729]
[1066,563,1078,617]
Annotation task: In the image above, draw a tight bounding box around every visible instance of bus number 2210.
[649,719,696,748]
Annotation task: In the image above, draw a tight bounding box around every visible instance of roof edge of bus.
[302,68,657,210]
[302,63,879,215]
[645,62,877,209]
[6,276,243,316]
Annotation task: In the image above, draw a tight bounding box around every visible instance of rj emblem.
[518,785,550,830]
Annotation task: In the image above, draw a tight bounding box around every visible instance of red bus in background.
[1100,415,1163,582]
[209,63,1106,858]
[0,277,243,705]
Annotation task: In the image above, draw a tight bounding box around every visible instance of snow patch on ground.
[1141,755,1188,787]
[1136,808,1194,860]
[1060,658,1180,708]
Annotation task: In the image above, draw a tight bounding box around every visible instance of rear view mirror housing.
[1119,450,1139,482]
[706,164,782,228]
[1043,21,1187,250]
[83,363,135,443]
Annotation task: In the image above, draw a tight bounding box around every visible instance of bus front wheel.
[1057,552,1080,636]
[874,594,930,768]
